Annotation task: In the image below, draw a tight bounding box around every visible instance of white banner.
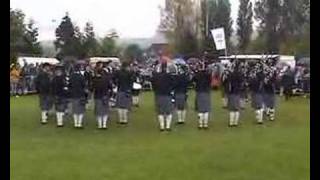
[211,28,226,50]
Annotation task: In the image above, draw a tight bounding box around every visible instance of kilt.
[94,97,109,116]
[263,93,276,108]
[227,94,241,111]
[155,95,173,115]
[132,89,140,96]
[195,92,211,113]
[54,97,67,112]
[72,98,86,114]
[116,91,132,109]
[175,93,187,110]
[39,95,53,111]
[251,92,263,109]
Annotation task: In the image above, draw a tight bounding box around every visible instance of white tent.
[17,57,59,67]
[89,57,120,66]
[218,54,296,69]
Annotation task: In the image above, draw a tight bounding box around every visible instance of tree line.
[10,0,310,63]
[160,0,310,57]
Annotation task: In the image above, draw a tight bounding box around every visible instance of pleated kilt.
[175,93,187,110]
[263,93,276,108]
[72,98,86,114]
[155,95,173,115]
[195,92,211,113]
[94,97,109,116]
[116,91,132,109]
[251,92,263,109]
[227,94,241,111]
[39,94,53,111]
[54,97,67,112]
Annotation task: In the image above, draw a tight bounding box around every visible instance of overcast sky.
[10,0,241,41]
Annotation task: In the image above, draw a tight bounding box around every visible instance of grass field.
[10,91,310,180]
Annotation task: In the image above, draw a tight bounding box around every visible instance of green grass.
[10,91,310,180]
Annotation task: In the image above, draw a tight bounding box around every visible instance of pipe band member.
[52,65,69,127]
[152,62,175,131]
[263,65,277,121]
[193,61,212,129]
[92,61,113,129]
[248,63,265,124]
[174,64,190,124]
[114,61,135,124]
[227,62,243,127]
[132,67,142,107]
[35,63,53,124]
[69,63,87,128]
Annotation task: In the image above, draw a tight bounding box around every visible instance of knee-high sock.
[229,112,235,126]
[269,109,275,121]
[165,114,172,129]
[41,111,48,123]
[123,109,128,123]
[234,111,240,125]
[198,113,204,127]
[97,116,102,128]
[158,115,165,129]
[223,98,227,107]
[177,110,182,122]
[181,110,186,122]
[102,115,108,128]
[78,114,84,127]
[73,114,78,127]
[118,109,123,122]
[56,112,63,126]
[256,109,263,123]
[203,112,209,127]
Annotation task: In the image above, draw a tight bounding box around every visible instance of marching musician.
[193,61,212,129]
[114,61,135,124]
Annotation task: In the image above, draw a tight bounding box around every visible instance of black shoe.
[198,126,203,130]
[257,122,263,125]
[166,128,171,131]
[160,128,165,132]
[177,121,185,125]
[57,124,64,128]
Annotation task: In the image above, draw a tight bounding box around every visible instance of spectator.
[10,65,21,97]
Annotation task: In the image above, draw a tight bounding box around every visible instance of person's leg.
[165,114,172,130]
[203,112,209,129]
[158,114,165,131]
[229,111,235,126]
[181,109,186,123]
[97,116,102,129]
[102,115,108,129]
[198,113,204,129]
[234,111,240,126]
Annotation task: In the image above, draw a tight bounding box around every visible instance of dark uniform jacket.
[227,71,242,94]
[249,71,264,93]
[69,72,87,99]
[92,71,113,99]
[174,74,190,94]
[52,75,68,98]
[114,69,134,93]
[35,71,52,95]
[152,72,174,96]
[193,70,211,93]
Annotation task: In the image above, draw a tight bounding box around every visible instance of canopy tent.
[218,54,296,69]
[17,57,59,67]
[89,57,121,67]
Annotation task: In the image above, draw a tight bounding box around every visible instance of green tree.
[98,30,120,57]
[123,44,143,62]
[24,19,42,55]
[54,12,79,59]
[10,9,42,63]
[237,0,253,53]
[82,22,99,57]
[201,0,233,54]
